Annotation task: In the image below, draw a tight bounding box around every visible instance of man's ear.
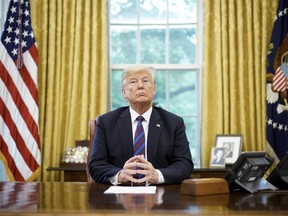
[122,88,127,101]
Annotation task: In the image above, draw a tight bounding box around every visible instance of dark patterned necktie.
[133,116,145,179]
[133,116,145,157]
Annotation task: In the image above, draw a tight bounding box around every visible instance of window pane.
[110,26,137,64]
[169,70,197,115]
[169,25,196,64]
[110,0,137,24]
[154,70,168,107]
[169,0,197,23]
[153,69,199,167]
[154,69,198,115]
[140,0,167,24]
[140,26,166,64]
[111,69,127,109]
[183,116,200,167]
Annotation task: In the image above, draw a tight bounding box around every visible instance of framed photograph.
[210,147,226,168]
[215,134,242,165]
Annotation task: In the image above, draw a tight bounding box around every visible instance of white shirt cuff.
[108,171,121,185]
[156,169,165,184]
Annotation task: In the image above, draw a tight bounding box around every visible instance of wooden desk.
[47,165,87,181]
[47,166,228,182]
[191,168,227,178]
[0,181,288,215]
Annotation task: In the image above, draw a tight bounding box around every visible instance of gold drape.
[30,0,108,181]
[202,0,278,167]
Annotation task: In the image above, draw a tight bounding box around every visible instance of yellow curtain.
[202,0,278,167]
[30,0,108,181]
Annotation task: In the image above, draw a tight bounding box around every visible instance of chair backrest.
[86,117,98,182]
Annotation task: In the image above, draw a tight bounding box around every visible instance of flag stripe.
[0,98,40,172]
[20,55,38,104]
[273,68,287,91]
[0,43,39,125]
[0,61,40,149]
[26,43,38,69]
[0,87,41,166]
[22,46,38,86]
[0,136,25,181]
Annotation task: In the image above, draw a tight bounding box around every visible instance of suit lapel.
[118,109,134,159]
[147,108,163,160]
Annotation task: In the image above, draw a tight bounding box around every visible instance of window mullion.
[166,0,169,64]
[165,70,170,110]
[136,0,140,63]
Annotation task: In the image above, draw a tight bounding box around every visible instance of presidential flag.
[0,0,41,181]
[266,0,288,161]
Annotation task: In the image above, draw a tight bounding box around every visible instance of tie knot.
[136,116,144,122]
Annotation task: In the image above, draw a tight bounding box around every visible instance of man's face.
[122,70,156,107]
[223,143,231,150]
[216,150,224,158]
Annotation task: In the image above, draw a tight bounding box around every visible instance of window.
[109,0,203,167]
[0,0,9,31]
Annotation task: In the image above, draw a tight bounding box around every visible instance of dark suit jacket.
[89,106,194,184]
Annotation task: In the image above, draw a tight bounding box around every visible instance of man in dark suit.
[89,65,194,185]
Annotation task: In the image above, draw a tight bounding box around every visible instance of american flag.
[0,0,41,181]
[266,0,288,161]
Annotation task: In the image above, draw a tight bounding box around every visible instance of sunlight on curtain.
[30,0,108,181]
[202,0,278,167]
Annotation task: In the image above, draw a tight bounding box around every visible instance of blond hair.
[121,65,155,88]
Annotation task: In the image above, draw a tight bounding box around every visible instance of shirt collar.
[129,106,153,123]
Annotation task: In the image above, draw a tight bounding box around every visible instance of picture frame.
[215,134,242,165]
[210,147,226,168]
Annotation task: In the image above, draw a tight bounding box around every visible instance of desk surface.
[1,181,288,216]
[47,166,228,172]
[47,166,228,181]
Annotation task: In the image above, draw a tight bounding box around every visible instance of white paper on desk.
[104,186,157,194]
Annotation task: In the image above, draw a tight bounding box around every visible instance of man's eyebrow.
[129,76,150,80]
